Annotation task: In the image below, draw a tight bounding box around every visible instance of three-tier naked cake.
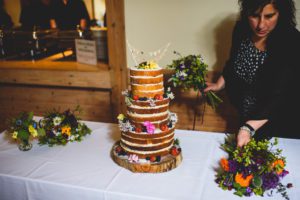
[111,61,182,173]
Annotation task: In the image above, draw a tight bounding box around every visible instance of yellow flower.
[61,126,71,136]
[148,61,158,69]
[28,125,38,137]
[12,131,18,139]
[117,114,125,121]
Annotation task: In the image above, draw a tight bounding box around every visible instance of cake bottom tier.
[111,141,182,173]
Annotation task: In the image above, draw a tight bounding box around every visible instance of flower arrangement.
[136,60,159,69]
[167,52,222,109]
[38,107,91,146]
[7,112,38,151]
[216,135,292,199]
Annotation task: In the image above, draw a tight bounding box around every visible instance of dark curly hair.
[238,0,296,37]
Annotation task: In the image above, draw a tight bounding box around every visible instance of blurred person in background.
[19,0,52,30]
[0,0,13,29]
[50,0,90,30]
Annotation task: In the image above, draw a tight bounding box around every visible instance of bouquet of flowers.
[167,52,222,109]
[7,112,38,151]
[216,135,292,199]
[38,107,91,146]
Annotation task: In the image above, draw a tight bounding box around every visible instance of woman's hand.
[204,82,221,93]
[236,130,251,147]
[204,76,225,93]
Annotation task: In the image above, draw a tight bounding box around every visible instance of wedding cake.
[112,61,182,172]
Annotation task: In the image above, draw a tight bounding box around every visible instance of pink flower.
[143,121,155,134]
[128,154,139,163]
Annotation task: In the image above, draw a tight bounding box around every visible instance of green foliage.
[167,52,222,109]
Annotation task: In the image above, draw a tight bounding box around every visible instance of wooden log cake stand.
[111,141,183,173]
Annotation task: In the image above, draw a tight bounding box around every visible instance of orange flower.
[61,126,71,136]
[271,159,285,174]
[220,158,230,172]
[235,173,253,187]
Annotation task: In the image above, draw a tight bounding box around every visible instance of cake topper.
[127,40,170,67]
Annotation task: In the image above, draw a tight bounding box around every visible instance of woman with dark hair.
[204,0,300,146]
[0,0,13,29]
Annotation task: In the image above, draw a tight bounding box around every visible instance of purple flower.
[245,187,253,196]
[262,172,280,190]
[228,160,237,172]
[33,122,37,129]
[16,120,22,126]
[223,177,233,187]
[46,131,55,138]
[179,64,185,70]
[179,76,185,81]
[279,170,289,178]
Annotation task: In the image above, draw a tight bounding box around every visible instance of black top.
[50,0,90,30]
[20,1,52,30]
[223,21,300,139]
[233,38,268,120]
[0,8,13,29]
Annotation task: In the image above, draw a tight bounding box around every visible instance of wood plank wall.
[0,70,239,134]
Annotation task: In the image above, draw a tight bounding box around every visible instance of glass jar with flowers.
[8,112,38,151]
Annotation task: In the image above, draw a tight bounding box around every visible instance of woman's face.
[248,4,279,40]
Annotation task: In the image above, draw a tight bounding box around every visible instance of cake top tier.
[131,61,161,70]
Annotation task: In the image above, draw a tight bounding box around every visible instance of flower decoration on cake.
[216,135,292,199]
[137,61,159,69]
[167,52,222,109]
[7,111,38,151]
[143,121,155,134]
[38,106,91,146]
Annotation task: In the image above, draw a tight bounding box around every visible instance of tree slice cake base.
[111,141,182,173]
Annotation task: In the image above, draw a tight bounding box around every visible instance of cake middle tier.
[120,127,175,158]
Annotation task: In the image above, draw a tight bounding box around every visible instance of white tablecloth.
[0,121,299,200]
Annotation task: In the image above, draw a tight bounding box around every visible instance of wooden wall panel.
[170,91,239,133]
[0,84,112,131]
[0,68,111,89]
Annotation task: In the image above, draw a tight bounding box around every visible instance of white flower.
[70,135,76,141]
[53,117,62,126]
[128,154,139,163]
[121,90,129,96]
[149,98,156,107]
[118,120,133,132]
[170,112,178,124]
[176,71,187,78]
[167,92,175,100]
[53,130,59,136]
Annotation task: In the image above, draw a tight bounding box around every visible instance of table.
[0,121,299,200]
